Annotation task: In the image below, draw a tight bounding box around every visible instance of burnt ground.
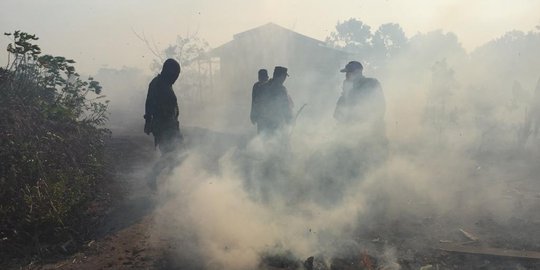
[7,127,540,270]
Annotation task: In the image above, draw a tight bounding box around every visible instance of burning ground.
[21,117,540,270]
[23,53,540,270]
[149,115,540,269]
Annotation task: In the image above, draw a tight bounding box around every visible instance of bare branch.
[132,28,164,62]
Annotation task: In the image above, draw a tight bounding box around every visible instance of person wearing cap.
[250,69,269,132]
[144,58,183,153]
[257,66,294,134]
[334,61,387,169]
[334,61,385,135]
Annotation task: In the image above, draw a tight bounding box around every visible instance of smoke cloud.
[103,25,540,269]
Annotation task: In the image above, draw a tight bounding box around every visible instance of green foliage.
[5,31,41,60]
[0,31,109,259]
[4,31,107,124]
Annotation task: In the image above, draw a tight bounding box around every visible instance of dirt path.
[20,127,248,270]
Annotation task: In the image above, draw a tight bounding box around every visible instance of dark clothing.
[144,74,182,153]
[145,75,179,121]
[250,80,267,125]
[334,76,388,170]
[256,79,293,133]
[334,76,385,125]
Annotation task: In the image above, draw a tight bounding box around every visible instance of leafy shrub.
[0,31,109,259]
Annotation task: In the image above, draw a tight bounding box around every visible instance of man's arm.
[144,81,156,134]
[285,93,294,123]
[250,83,258,124]
[174,94,180,120]
[373,81,385,122]
[276,87,293,124]
[334,94,345,121]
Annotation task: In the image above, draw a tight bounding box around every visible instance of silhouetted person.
[144,58,183,152]
[257,66,293,134]
[334,61,385,136]
[250,69,269,133]
[334,61,387,169]
[144,59,183,189]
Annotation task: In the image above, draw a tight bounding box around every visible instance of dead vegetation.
[0,31,110,262]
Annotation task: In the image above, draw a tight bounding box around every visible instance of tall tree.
[371,23,408,61]
[326,18,372,54]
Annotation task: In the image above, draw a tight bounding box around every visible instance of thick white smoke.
[112,27,540,270]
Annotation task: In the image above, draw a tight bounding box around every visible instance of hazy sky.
[1,0,539,74]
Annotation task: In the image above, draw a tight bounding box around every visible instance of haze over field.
[1,0,539,74]
[2,1,540,269]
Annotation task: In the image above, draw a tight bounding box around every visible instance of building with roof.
[210,23,348,94]
[198,23,349,130]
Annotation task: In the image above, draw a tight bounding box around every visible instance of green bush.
[0,31,109,258]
